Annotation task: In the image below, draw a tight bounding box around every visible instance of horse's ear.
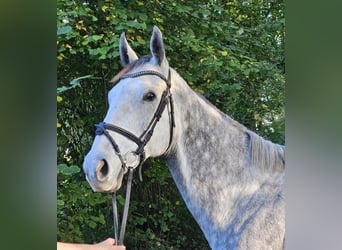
[150,26,168,66]
[119,32,138,67]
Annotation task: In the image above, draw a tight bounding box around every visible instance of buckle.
[123,151,140,169]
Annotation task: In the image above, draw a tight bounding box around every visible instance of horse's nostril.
[96,160,109,181]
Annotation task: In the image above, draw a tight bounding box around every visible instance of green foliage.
[57,0,284,248]
[57,163,80,175]
[57,75,92,94]
[57,164,112,243]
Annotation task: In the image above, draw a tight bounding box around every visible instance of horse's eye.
[143,92,156,102]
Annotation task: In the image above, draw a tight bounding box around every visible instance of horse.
[83,26,285,249]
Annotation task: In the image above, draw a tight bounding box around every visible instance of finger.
[106,238,115,245]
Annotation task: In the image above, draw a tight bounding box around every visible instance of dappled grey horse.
[83,26,285,249]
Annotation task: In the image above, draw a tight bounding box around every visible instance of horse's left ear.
[150,26,168,67]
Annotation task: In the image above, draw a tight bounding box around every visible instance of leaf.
[69,75,92,86]
[231,83,242,90]
[161,223,169,232]
[254,113,262,122]
[97,214,105,224]
[116,194,125,206]
[220,50,228,56]
[147,229,156,240]
[101,5,108,12]
[237,28,244,35]
[153,17,163,24]
[88,221,97,229]
[57,26,72,35]
[57,53,64,61]
[243,68,251,76]
[57,199,65,206]
[58,164,80,175]
[91,35,103,41]
[56,86,69,94]
[57,75,92,94]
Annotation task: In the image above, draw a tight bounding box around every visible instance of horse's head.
[83,26,174,192]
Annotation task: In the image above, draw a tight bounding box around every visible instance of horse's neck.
[166,75,284,246]
[167,87,253,223]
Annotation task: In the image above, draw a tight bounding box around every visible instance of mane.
[247,130,285,173]
[194,91,285,174]
[110,55,151,83]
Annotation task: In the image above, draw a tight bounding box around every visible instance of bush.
[57,0,284,248]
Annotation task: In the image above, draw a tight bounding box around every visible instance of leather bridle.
[93,68,175,245]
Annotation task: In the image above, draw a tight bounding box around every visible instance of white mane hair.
[247,130,285,173]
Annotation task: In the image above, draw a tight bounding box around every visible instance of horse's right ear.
[119,32,138,67]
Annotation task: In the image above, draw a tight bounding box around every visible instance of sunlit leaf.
[57,26,72,35]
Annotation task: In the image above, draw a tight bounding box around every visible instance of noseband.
[93,68,175,245]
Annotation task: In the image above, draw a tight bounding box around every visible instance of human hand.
[57,238,125,250]
[94,238,125,250]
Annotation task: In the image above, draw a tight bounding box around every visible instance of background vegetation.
[57,0,284,248]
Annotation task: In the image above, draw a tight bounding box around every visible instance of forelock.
[110,56,151,83]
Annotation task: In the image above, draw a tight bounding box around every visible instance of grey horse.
[83,26,285,250]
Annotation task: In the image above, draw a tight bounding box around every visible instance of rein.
[94,68,175,245]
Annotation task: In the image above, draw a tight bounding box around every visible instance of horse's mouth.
[88,165,126,193]
[105,168,125,193]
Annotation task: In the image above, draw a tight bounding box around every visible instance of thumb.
[106,238,115,245]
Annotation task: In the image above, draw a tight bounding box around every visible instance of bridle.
[94,68,175,245]
[95,69,175,176]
